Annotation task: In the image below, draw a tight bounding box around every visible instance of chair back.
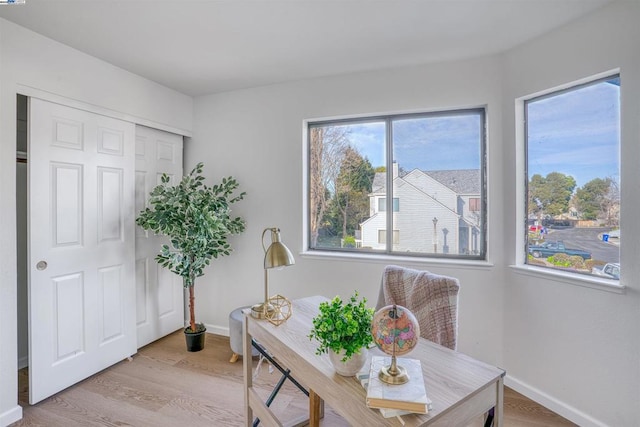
[376,265,460,350]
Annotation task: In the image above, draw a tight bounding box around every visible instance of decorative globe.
[371,305,420,356]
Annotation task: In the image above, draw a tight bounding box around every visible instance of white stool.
[228,306,259,363]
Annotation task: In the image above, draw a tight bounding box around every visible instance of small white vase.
[329,348,368,376]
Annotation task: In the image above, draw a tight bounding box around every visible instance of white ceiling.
[0,0,611,97]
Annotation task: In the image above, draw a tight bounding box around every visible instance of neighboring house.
[360,164,481,255]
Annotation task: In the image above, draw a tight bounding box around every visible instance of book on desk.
[359,356,432,417]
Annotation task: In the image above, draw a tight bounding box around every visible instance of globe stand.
[378,304,410,385]
[379,355,409,384]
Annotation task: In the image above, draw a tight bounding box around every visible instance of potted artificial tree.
[308,292,374,376]
[136,162,246,352]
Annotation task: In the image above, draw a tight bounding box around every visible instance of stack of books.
[358,356,432,420]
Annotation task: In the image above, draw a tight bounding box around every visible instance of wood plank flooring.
[12,331,576,426]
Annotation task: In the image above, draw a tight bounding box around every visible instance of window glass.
[392,112,484,255]
[309,121,384,250]
[525,75,620,279]
[308,108,486,259]
[378,230,399,245]
[378,198,399,212]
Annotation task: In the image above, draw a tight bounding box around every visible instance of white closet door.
[29,98,136,404]
[135,125,184,348]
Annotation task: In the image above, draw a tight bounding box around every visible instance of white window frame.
[511,70,624,294]
[302,107,488,264]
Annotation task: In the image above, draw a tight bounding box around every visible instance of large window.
[307,109,486,258]
[525,75,620,279]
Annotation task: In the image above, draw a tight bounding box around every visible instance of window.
[378,229,400,245]
[525,75,620,279]
[307,108,486,258]
[469,198,480,212]
[378,197,399,212]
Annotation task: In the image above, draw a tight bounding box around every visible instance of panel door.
[135,125,184,348]
[28,98,136,404]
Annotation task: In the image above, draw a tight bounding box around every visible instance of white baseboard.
[205,323,229,337]
[505,375,608,427]
[0,405,22,427]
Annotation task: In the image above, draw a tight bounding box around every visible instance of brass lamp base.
[250,302,274,319]
[379,358,410,384]
[250,295,292,326]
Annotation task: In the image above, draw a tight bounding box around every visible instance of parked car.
[528,240,591,260]
[592,262,620,279]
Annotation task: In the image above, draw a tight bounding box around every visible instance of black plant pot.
[184,327,206,352]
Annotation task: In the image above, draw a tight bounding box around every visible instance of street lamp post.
[432,217,438,253]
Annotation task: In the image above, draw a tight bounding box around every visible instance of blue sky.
[527,78,620,187]
[345,114,481,172]
[342,78,619,188]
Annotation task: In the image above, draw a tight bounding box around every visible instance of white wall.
[188,55,506,364]
[501,2,640,426]
[0,19,193,426]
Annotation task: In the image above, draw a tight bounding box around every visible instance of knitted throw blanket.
[376,265,460,351]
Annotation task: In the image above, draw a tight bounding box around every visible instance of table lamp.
[251,227,295,323]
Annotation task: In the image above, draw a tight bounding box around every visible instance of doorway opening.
[16,94,29,404]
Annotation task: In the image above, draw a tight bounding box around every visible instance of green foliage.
[343,235,356,248]
[547,253,585,269]
[325,147,375,238]
[136,162,246,287]
[136,162,246,332]
[308,292,374,362]
[574,177,612,220]
[547,253,570,267]
[528,172,576,217]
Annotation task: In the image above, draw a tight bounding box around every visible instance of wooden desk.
[243,296,505,427]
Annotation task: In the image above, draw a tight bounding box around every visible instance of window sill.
[509,264,625,294]
[300,249,494,270]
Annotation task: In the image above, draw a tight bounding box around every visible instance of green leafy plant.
[546,253,585,269]
[343,235,356,248]
[308,292,374,362]
[136,162,246,333]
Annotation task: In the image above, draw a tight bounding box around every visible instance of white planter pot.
[329,348,368,376]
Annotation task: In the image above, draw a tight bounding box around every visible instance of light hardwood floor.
[12,331,575,426]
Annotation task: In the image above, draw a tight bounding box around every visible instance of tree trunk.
[342,200,348,238]
[188,282,196,332]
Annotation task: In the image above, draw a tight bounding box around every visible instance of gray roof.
[371,169,481,195]
[424,169,481,194]
[371,172,386,193]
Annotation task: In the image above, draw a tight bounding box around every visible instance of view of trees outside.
[526,75,620,279]
[308,121,382,249]
[308,110,485,257]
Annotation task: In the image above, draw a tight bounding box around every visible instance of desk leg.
[494,376,504,427]
[243,314,252,427]
[309,389,323,427]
